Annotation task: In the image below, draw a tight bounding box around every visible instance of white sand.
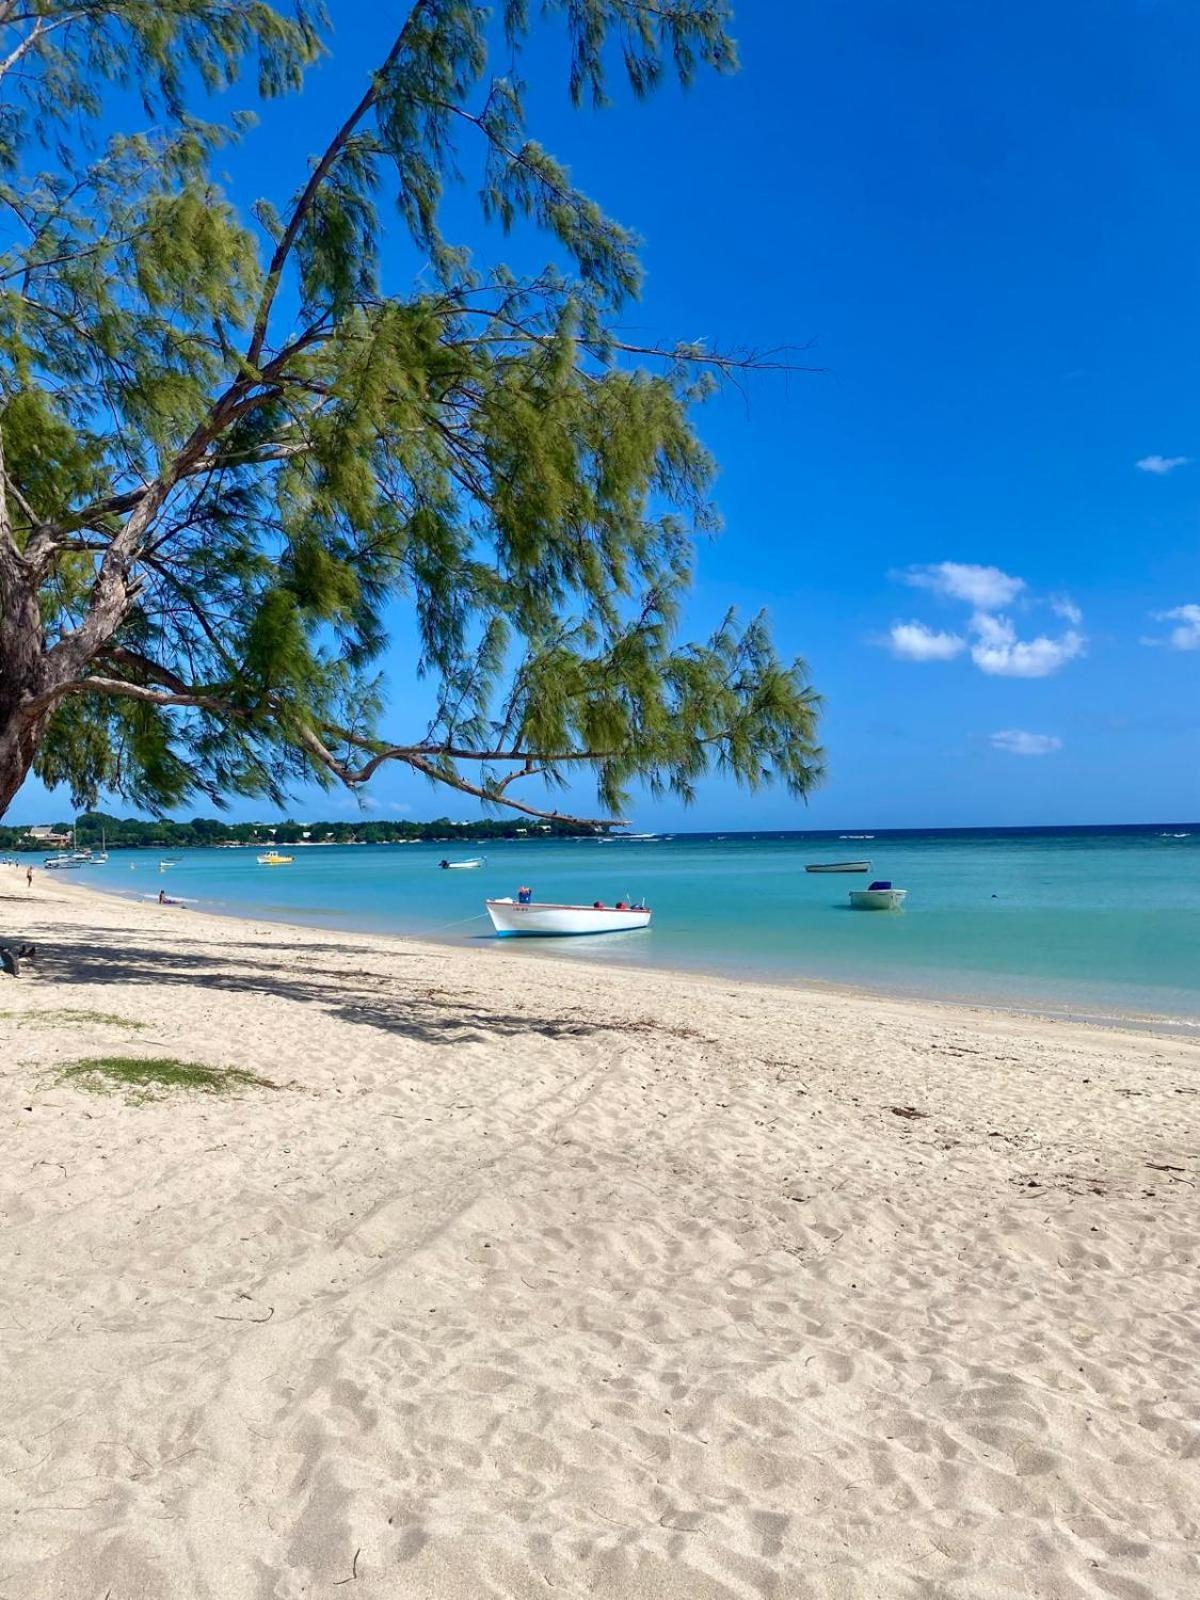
[1,869,1198,1598]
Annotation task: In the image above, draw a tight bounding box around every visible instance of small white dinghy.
[486,894,651,936]
[849,880,908,911]
[439,857,484,869]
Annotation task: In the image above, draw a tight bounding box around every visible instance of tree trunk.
[0,576,50,818]
[0,699,46,818]
[0,425,52,820]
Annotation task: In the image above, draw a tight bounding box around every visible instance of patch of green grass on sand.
[0,1008,147,1029]
[56,1056,278,1102]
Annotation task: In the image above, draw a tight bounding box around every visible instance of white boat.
[849,882,907,911]
[45,818,90,867]
[57,819,104,863]
[805,860,870,873]
[438,857,484,869]
[486,897,651,936]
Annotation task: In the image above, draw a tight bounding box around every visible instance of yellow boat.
[257,852,294,866]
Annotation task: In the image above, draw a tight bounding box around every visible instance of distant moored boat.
[805,860,871,873]
[849,880,907,911]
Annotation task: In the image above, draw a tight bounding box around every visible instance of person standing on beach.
[25,865,32,889]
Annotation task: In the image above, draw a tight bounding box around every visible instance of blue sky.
[14,0,1200,828]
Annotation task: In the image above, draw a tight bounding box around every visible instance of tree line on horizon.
[0,811,598,851]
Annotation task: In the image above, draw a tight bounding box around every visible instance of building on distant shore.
[25,826,71,846]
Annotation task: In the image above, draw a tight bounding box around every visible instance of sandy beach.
[1,870,1198,1599]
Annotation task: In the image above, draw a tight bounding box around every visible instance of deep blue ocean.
[73,824,1200,1022]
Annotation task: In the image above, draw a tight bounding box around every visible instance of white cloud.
[990,729,1063,757]
[901,561,1026,610]
[880,563,1086,677]
[1136,454,1190,476]
[1148,603,1200,651]
[886,621,967,662]
[969,612,1086,678]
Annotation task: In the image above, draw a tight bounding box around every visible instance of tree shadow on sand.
[26,926,621,1048]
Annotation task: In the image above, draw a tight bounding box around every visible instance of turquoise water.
[78,827,1200,1020]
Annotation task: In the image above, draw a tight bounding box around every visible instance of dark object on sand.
[0,944,36,976]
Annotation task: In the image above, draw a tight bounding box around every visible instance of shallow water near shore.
[71,824,1200,1020]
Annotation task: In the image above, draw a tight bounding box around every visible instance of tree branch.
[293,716,623,825]
[245,0,430,368]
[0,16,52,83]
[21,668,630,826]
[406,753,623,828]
[0,426,32,576]
[27,673,234,717]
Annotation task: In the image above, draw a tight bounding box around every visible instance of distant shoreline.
[6,817,1198,855]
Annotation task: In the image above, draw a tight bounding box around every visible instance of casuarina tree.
[0,0,822,824]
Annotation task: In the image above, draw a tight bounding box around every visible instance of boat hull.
[849,888,908,910]
[486,899,651,936]
[805,861,870,873]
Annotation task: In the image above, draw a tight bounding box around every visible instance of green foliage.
[0,389,108,529]
[0,2,321,167]
[0,0,822,827]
